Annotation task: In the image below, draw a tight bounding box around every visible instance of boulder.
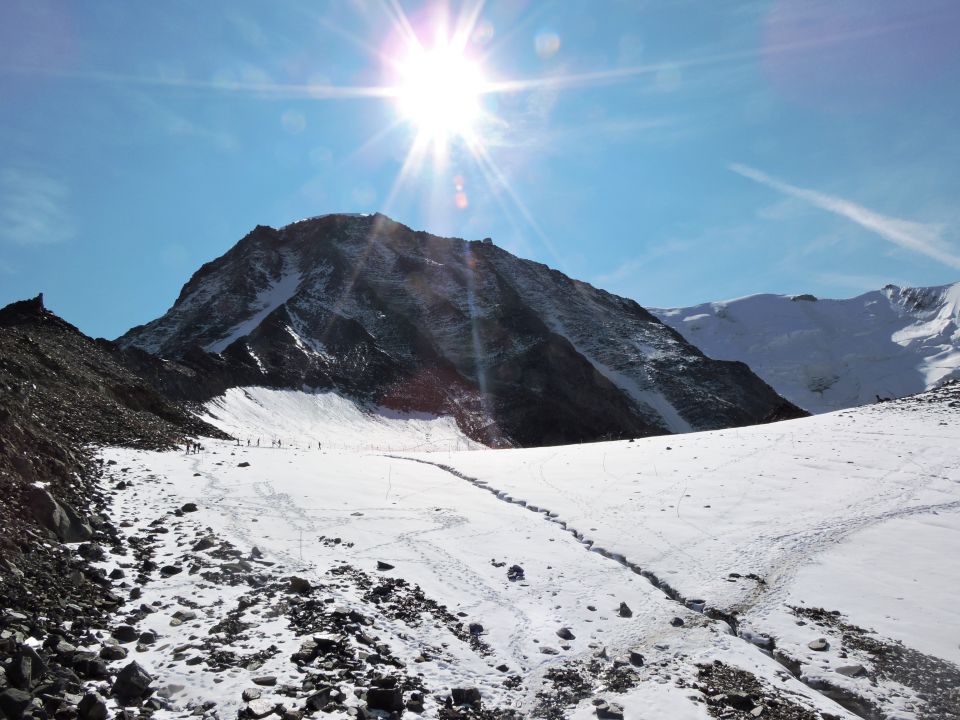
[507,565,524,581]
[0,688,34,718]
[112,625,138,643]
[835,664,867,678]
[808,638,829,651]
[25,486,93,542]
[288,577,312,594]
[8,645,45,689]
[556,627,575,640]
[618,602,632,618]
[451,688,481,706]
[111,662,153,703]
[78,692,108,720]
[367,687,403,712]
[181,503,199,512]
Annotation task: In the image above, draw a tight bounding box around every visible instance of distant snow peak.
[653,280,960,413]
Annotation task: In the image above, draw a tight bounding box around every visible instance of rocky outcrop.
[118,214,805,446]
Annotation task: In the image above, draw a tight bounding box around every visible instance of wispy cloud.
[0,168,75,246]
[730,163,960,269]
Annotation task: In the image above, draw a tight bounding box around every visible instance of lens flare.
[396,44,485,139]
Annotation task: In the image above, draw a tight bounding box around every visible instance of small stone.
[99,645,128,661]
[237,462,250,468]
[468,623,484,635]
[618,602,632,618]
[252,676,277,687]
[835,664,867,678]
[376,561,395,571]
[288,577,312,594]
[242,689,261,702]
[244,699,276,719]
[670,616,684,627]
[629,650,644,666]
[808,638,829,651]
[596,701,624,719]
[556,627,575,640]
[181,503,199,512]
[507,565,524,581]
[451,688,481,706]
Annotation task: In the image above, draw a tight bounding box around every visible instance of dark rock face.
[111,661,153,703]
[117,214,804,447]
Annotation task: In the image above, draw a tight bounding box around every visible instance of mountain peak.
[118,217,803,446]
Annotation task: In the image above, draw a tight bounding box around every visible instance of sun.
[395,44,485,140]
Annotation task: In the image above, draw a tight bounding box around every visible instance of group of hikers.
[229,437,323,450]
[186,437,326,453]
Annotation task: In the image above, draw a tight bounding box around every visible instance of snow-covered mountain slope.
[652,282,960,413]
[117,214,802,447]
[199,386,482,452]
[95,382,960,720]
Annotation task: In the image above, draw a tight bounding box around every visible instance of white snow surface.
[93,386,959,719]
[199,386,481,452]
[652,281,960,413]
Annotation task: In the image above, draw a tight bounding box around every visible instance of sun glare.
[396,45,485,139]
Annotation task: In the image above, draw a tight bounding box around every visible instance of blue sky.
[2,0,959,339]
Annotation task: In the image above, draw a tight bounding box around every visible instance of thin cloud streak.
[730,163,960,270]
[0,168,75,246]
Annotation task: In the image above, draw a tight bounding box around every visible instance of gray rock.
[451,688,481,706]
[628,650,644,666]
[367,687,403,712]
[192,537,216,552]
[808,638,829,651]
[25,485,93,542]
[181,503,199,512]
[112,625,138,643]
[304,686,335,710]
[0,688,34,718]
[618,602,632,618]
[376,561,395,571]
[242,688,261,702]
[244,699,277,719]
[595,700,625,719]
[112,661,154,703]
[99,645,128,661]
[78,692,109,720]
[288,577,312,594]
[670,616,684,627]
[9,645,45,689]
[835,664,867,678]
[252,676,277,687]
[556,627,575,640]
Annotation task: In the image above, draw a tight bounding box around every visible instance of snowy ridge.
[199,386,482,452]
[205,254,302,353]
[652,281,960,413]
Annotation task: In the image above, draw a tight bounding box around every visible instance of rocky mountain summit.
[118,213,802,446]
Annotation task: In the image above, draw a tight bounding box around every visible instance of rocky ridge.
[0,295,226,720]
